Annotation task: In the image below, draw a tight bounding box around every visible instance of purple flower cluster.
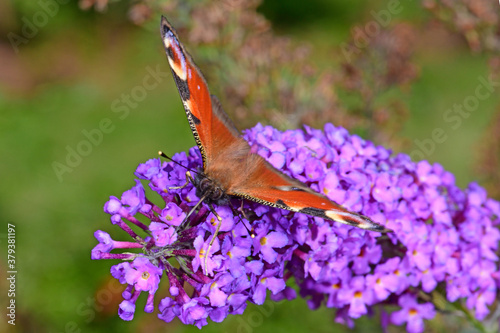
[92,123,500,332]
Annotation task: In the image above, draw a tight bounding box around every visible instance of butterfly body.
[160,16,390,233]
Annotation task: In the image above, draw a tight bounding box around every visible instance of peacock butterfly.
[159,16,391,236]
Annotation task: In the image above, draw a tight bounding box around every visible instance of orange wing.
[230,157,390,232]
[160,16,240,168]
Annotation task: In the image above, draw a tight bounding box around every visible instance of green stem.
[450,301,488,333]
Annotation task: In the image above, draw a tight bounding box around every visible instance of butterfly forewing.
[160,17,240,167]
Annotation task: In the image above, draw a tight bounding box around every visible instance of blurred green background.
[1,0,499,332]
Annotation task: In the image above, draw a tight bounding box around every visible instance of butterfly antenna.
[158,151,202,177]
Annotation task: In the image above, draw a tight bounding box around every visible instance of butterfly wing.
[160,16,240,168]
[229,157,390,232]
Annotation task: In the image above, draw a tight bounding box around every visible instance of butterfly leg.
[204,204,222,275]
[238,200,249,220]
[169,172,199,230]
[176,191,207,232]
[226,200,254,239]
[169,171,194,190]
[235,200,254,237]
